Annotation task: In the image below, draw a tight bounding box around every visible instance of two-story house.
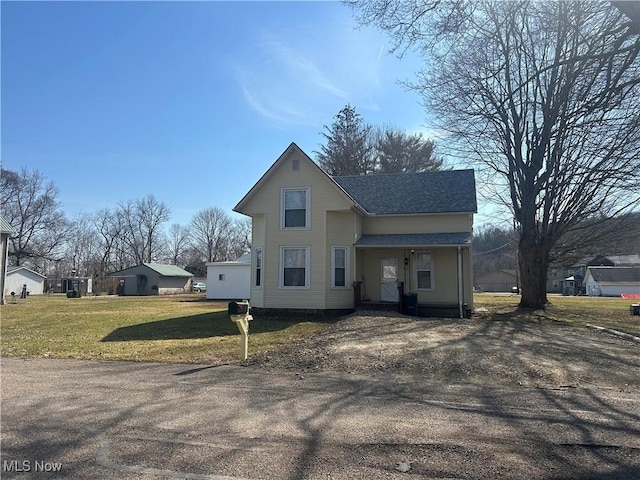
[233,143,477,318]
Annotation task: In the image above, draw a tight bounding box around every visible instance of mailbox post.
[228,301,253,360]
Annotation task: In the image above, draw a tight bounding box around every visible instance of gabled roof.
[0,215,14,234]
[7,266,47,279]
[333,169,477,215]
[606,255,640,267]
[110,263,193,277]
[576,254,640,268]
[234,142,359,214]
[586,267,640,284]
[234,143,477,216]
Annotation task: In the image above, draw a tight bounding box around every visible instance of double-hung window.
[415,252,433,290]
[331,246,349,288]
[254,247,262,288]
[281,188,309,229]
[281,246,309,288]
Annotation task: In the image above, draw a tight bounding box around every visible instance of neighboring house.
[550,253,640,295]
[475,270,518,292]
[233,143,477,318]
[109,263,193,295]
[546,267,564,293]
[6,266,47,296]
[206,253,251,300]
[583,266,640,297]
[0,216,14,305]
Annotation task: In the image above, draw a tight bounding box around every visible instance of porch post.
[457,246,464,319]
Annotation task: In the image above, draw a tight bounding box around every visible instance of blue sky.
[2,1,464,228]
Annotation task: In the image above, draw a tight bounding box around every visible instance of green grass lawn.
[474,293,640,335]
[0,294,329,364]
[1,293,638,364]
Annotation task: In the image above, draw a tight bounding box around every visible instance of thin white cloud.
[262,37,348,100]
[235,34,351,128]
[234,17,393,128]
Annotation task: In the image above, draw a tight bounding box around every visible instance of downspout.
[457,246,464,319]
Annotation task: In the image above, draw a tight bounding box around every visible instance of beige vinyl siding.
[413,249,457,304]
[356,247,472,306]
[464,247,473,308]
[250,215,266,307]
[410,248,473,307]
[326,211,356,309]
[356,248,407,303]
[241,150,353,309]
[362,213,471,235]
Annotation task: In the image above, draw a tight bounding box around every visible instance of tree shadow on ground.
[101,312,321,342]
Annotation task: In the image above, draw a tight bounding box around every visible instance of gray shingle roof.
[606,255,640,267]
[355,232,472,247]
[588,267,640,284]
[333,169,477,215]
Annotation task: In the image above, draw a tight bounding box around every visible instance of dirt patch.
[247,310,640,389]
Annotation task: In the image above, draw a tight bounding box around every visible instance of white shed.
[206,254,251,300]
[6,266,46,296]
[584,266,640,297]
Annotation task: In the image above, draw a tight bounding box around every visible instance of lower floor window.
[332,246,349,288]
[415,252,433,290]
[282,246,309,288]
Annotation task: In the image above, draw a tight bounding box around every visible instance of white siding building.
[206,254,251,300]
[584,267,640,297]
[6,266,46,296]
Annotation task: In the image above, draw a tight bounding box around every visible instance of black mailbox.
[228,301,250,315]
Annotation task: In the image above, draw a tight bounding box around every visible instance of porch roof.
[355,232,472,248]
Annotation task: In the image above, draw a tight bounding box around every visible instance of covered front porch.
[352,233,473,318]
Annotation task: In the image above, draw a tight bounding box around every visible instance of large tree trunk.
[518,237,551,309]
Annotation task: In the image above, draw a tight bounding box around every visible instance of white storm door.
[380,258,399,302]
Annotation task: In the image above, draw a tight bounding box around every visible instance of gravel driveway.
[247,311,640,389]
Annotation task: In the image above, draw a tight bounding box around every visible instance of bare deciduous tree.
[66,213,101,276]
[118,195,171,264]
[228,217,252,260]
[354,0,640,308]
[0,167,69,267]
[190,207,233,263]
[165,223,190,266]
[93,207,127,272]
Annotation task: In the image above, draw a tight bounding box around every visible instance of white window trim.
[413,251,435,291]
[280,187,311,230]
[279,246,310,289]
[331,246,350,289]
[253,247,263,289]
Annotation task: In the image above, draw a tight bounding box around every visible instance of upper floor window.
[281,188,309,229]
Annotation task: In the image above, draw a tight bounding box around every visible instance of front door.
[380,258,399,302]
